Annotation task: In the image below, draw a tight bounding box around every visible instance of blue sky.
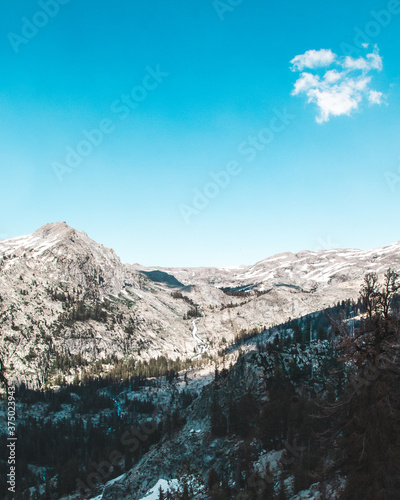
[0,0,399,266]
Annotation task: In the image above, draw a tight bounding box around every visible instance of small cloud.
[290,49,336,72]
[368,89,383,105]
[367,49,383,71]
[323,70,343,84]
[343,56,370,71]
[292,72,320,95]
[290,45,385,123]
[308,79,369,124]
[343,46,383,72]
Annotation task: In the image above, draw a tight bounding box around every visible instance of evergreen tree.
[211,394,227,437]
[181,484,190,500]
[208,468,219,491]
[228,390,257,437]
[277,477,287,500]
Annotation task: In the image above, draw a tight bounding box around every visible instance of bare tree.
[378,269,400,320]
[360,272,379,319]
[360,270,400,321]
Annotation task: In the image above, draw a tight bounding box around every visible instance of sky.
[0,0,399,267]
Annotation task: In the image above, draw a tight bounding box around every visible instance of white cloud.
[290,49,336,72]
[343,56,370,71]
[323,70,343,84]
[367,49,383,71]
[368,90,383,105]
[343,46,383,72]
[291,72,320,95]
[290,45,385,123]
[309,78,370,124]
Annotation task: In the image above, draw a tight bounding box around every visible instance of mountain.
[0,223,198,387]
[1,222,399,387]
[0,222,126,295]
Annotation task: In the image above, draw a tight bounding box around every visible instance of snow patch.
[139,478,179,500]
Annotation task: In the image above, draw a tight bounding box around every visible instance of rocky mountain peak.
[0,222,89,261]
[0,222,130,305]
[32,221,82,241]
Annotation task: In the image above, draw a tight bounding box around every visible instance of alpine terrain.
[0,223,400,500]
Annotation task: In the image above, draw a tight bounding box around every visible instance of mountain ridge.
[1,222,399,388]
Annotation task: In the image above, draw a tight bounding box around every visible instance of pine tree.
[211,394,227,437]
[277,477,287,500]
[181,484,190,500]
[44,479,52,500]
[208,468,219,491]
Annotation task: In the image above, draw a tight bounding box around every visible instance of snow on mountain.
[0,222,128,295]
[149,241,400,291]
